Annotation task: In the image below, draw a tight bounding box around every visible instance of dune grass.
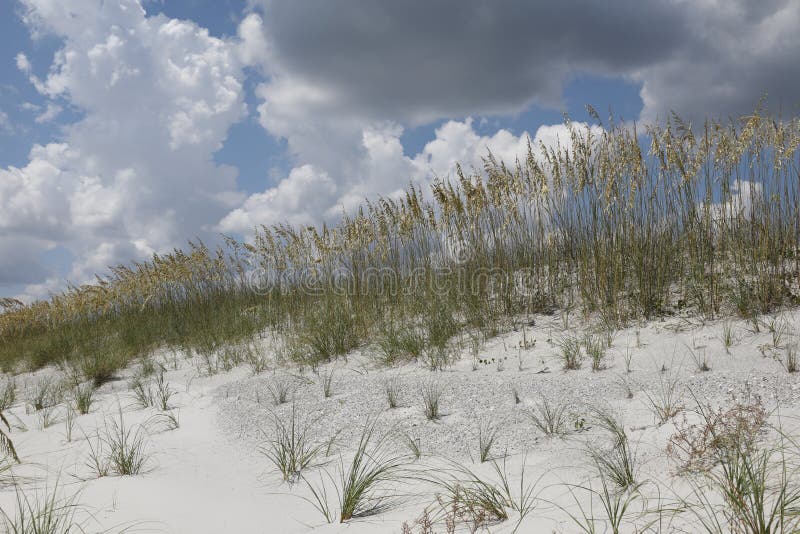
[430,458,540,531]
[0,479,84,534]
[260,405,322,483]
[86,409,150,477]
[304,419,408,523]
[0,111,798,377]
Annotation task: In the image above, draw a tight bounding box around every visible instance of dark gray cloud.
[257,0,689,122]
[252,0,800,123]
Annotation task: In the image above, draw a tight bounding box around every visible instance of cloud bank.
[2,0,799,299]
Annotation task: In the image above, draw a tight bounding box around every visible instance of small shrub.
[667,393,768,474]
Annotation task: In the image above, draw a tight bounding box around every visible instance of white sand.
[2,311,800,532]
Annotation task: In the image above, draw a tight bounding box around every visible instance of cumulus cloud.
[5,0,800,301]
[2,0,248,299]
[219,119,598,235]
[219,0,797,237]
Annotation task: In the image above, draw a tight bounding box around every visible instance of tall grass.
[2,111,800,373]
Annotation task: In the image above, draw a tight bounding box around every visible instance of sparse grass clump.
[477,420,499,463]
[0,480,85,534]
[526,398,571,437]
[784,343,798,373]
[146,410,180,432]
[0,378,16,411]
[402,433,422,460]
[86,410,149,477]
[384,377,401,409]
[682,439,800,534]
[430,459,539,530]
[77,352,122,387]
[28,378,62,413]
[589,411,638,490]
[1,409,19,463]
[260,405,321,483]
[558,336,583,371]
[267,375,293,406]
[721,321,735,353]
[688,345,711,372]
[643,374,683,424]
[585,334,607,371]
[420,381,444,421]
[559,469,644,534]
[70,382,96,415]
[305,420,407,523]
[318,369,335,398]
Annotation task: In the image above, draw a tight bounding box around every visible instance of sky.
[1,0,799,301]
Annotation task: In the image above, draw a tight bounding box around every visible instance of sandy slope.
[2,311,800,533]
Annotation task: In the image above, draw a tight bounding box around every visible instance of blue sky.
[1,0,798,301]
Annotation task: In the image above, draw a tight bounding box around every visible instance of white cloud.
[2,0,249,299]
[237,13,270,66]
[219,164,337,231]
[0,110,13,134]
[219,118,597,235]
[34,102,62,123]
